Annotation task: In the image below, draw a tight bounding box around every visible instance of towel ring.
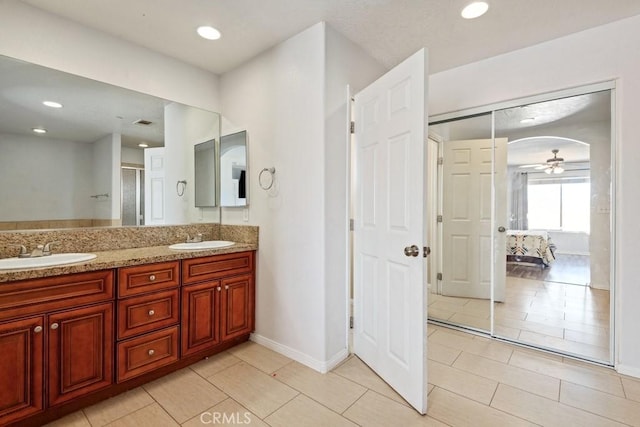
[176,180,187,197]
[258,167,276,190]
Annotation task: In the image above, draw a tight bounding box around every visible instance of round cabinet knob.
[149,274,156,281]
[217,287,221,292]
[498,226,506,233]
[148,349,155,356]
[225,285,229,290]
[50,323,59,330]
[148,309,155,316]
[34,326,43,333]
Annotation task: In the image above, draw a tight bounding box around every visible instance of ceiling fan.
[519,149,565,174]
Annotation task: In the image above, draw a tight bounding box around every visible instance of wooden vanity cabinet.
[0,250,255,426]
[116,261,181,383]
[181,252,255,356]
[0,270,114,424]
[47,302,113,406]
[0,316,44,425]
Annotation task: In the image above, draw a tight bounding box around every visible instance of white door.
[144,147,166,225]
[353,48,428,414]
[441,138,507,301]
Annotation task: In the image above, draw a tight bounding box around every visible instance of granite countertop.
[0,243,257,283]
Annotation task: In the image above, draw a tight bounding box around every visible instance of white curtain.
[510,172,528,230]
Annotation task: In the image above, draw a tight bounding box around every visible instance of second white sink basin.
[168,240,235,250]
[0,253,97,270]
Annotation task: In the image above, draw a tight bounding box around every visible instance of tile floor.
[45,324,640,427]
[429,274,610,362]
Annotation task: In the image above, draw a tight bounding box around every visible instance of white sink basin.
[168,240,235,250]
[0,253,97,270]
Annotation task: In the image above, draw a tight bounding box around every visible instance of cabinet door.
[181,281,220,357]
[0,316,44,424]
[48,302,113,406]
[220,274,254,341]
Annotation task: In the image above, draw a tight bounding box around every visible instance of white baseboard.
[617,364,640,379]
[250,333,349,374]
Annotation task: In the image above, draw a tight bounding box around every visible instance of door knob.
[498,226,506,233]
[404,245,420,257]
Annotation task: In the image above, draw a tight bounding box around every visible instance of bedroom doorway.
[427,84,614,365]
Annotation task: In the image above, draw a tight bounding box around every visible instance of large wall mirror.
[428,86,614,364]
[0,54,220,230]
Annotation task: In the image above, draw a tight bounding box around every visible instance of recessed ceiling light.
[461,2,489,19]
[520,117,536,124]
[43,100,63,108]
[138,142,149,148]
[32,128,47,134]
[197,25,221,40]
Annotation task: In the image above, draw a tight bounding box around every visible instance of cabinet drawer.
[182,251,254,285]
[118,261,179,297]
[0,270,113,321]
[117,326,179,383]
[117,289,180,340]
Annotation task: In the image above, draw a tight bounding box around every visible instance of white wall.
[121,147,144,165]
[0,1,220,112]
[429,15,640,376]
[92,133,121,220]
[323,26,387,361]
[163,103,221,225]
[221,23,327,367]
[220,23,384,370]
[0,133,93,220]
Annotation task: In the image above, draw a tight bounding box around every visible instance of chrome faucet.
[185,233,204,243]
[9,241,60,258]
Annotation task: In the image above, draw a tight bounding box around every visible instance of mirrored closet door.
[428,86,614,364]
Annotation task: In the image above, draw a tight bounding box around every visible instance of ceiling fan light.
[545,168,553,174]
[554,166,564,174]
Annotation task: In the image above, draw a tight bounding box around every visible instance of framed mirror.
[220,130,248,207]
[194,139,217,207]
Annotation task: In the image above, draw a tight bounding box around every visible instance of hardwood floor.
[506,253,590,286]
[429,254,610,362]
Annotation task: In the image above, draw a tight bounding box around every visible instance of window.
[527,181,590,232]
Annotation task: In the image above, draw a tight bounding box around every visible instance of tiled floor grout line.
[139,385,186,426]
[555,381,636,427]
[265,357,376,420]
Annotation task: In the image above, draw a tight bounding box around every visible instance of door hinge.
[350,316,354,329]
[350,121,355,134]
[437,157,444,165]
[437,215,443,223]
[349,218,354,231]
[437,272,443,281]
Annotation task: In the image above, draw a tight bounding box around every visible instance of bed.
[506,230,556,267]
